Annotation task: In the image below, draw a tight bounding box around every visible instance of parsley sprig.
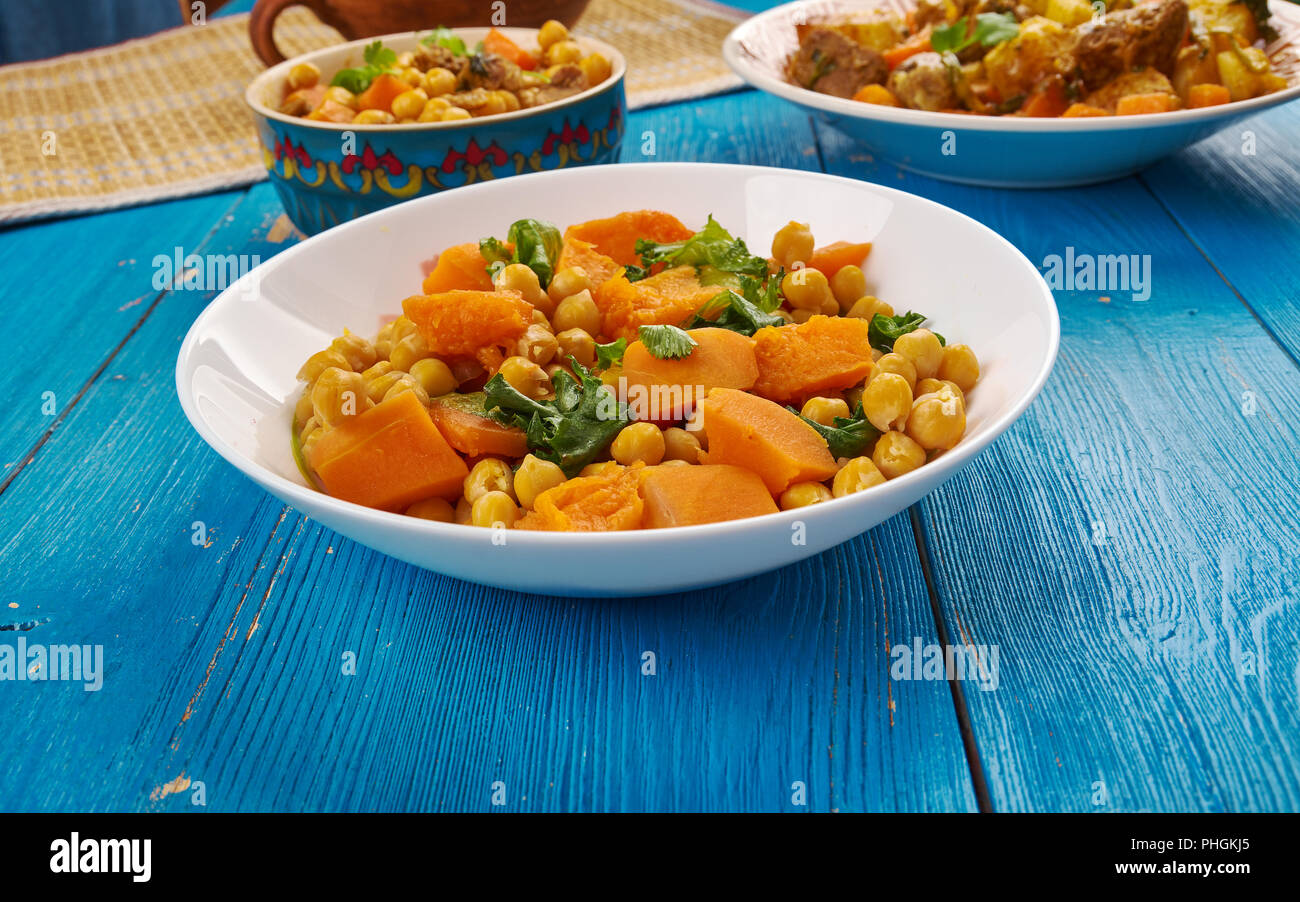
[791,402,880,459]
[330,40,399,95]
[930,13,1019,56]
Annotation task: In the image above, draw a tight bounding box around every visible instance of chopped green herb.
[638,324,698,360]
[330,39,399,94]
[791,403,880,459]
[931,13,1019,56]
[680,288,784,337]
[595,337,627,370]
[633,215,769,282]
[479,218,563,287]
[421,26,469,56]
[868,311,944,353]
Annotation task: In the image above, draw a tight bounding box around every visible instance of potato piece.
[983,17,1077,101]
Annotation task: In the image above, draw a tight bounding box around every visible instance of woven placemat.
[0,0,747,224]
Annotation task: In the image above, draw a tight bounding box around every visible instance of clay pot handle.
[250,0,316,66]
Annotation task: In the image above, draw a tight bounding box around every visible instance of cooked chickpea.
[832,457,886,497]
[408,358,457,397]
[771,221,814,269]
[287,61,321,90]
[364,371,405,403]
[471,491,520,528]
[843,383,865,412]
[454,496,473,524]
[406,497,454,522]
[830,265,866,311]
[780,481,833,509]
[861,372,912,432]
[280,90,318,116]
[532,309,553,329]
[297,347,351,383]
[801,396,850,426]
[389,316,418,342]
[872,430,926,479]
[790,307,815,324]
[552,289,601,335]
[580,52,612,85]
[893,329,943,380]
[360,359,394,382]
[847,296,895,320]
[514,454,566,509]
[611,422,665,466]
[662,427,702,463]
[498,355,552,400]
[382,373,430,405]
[546,40,583,66]
[330,329,377,370]
[938,344,979,393]
[548,266,594,304]
[916,377,963,399]
[354,109,396,125]
[872,352,917,392]
[418,97,452,121]
[480,91,511,116]
[294,390,315,427]
[464,458,516,504]
[423,67,457,96]
[398,66,424,87]
[391,88,429,120]
[495,262,552,311]
[301,428,322,460]
[390,332,433,372]
[683,408,707,449]
[906,387,966,451]
[441,107,472,121]
[324,86,358,109]
[538,19,569,50]
[782,267,835,312]
[580,461,621,477]
[556,328,596,368]
[515,324,559,366]
[311,367,372,427]
[396,51,415,67]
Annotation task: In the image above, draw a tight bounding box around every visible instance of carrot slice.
[1187,83,1231,109]
[883,31,931,69]
[484,28,537,70]
[356,73,409,113]
[1061,103,1110,117]
[1022,80,1069,118]
[806,241,873,278]
[852,84,899,106]
[429,393,528,458]
[701,388,837,495]
[1115,92,1177,115]
[640,464,778,527]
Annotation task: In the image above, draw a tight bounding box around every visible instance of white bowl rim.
[175,162,1060,547]
[723,0,1300,132]
[245,25,627,133]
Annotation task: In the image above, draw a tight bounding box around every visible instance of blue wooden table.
[2,0,1298,814]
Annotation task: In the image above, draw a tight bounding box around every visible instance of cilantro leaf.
[478,218,563,287]
[869,311,943,353]
[623,263,651,283]
[421,26,469,56]
[680,289,784,337]
[595,338,627,371]
[634,215,769,281]
[483,359,627,476]
[931,13,1019,55]
[330,39,399,94]
[363,40,397,69]
[790,402,880,460]
[638,324,698,360]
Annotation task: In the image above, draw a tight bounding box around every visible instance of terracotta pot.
[249,0,593,65]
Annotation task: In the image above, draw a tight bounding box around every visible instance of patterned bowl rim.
[245,25,627,133]
[724,0,1300,131]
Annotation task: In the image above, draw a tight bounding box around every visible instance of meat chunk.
[887,52,958,111]
[1084,68,1177,112]
[1074,0,1189,90]
[463,52,528,93]
[982,16,1077,101]
[787,27,888,98]
[413,43,468,78]
[517,65,589,108]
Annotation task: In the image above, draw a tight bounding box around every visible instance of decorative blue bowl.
[245,27,627,234]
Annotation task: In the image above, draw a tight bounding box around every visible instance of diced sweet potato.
[556,236,624,288]
[622,327,758,420]
[356,73,408,112]
[516,466,645,531]
[807,241,873,277]
[421,242,498,294]
[308,391,468,510]
[597,266,722,341]
[701,388,837,494]
[639,464,778,528]
[429,393,528,458]
[751,315,874,404]
[563,210,695,267]
[403,289,533,359]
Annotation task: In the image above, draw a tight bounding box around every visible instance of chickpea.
[514,454,567,509]
[683,407,707,449]
[662,427,702,463]
[360,359,394,383]
[399,66,424,87]
[391,88,429,120]
[832,457,886,497]
[280,90,318,116]
[516,324,558,366]
[846,295,894,320]
[545,362,573,384]
[820,296,839,316]
[893,329,943,380]
[301,428,322,460]
[580,53,612,86]
[406,497,454,522]
[843,383,865,412]
[906,387,966,451]
[311,367,372,427]
[330,329,377,370]
[580,461,621,477]
[861,372,912,432]
[390,332,433,372]
[611,422,665,466]
[532,309,553,329]
[495,262,551,311]
[830,265,867,312]
[538,19,569,50]
[872,353,917,392]
[299,415,319,444]
[324,86,358,109]
[552,289,601,335]
[441,107,472,122]
[773,309,795,324]
[454,496,473,525]
[354,109,396,125]
[547,40,583,66]
[396,51,415,67]
[464,458,516,504]
[297,347,351,383]
[471,491,520,528]
[382,373,431,405]
[408,358,457,397]
[293,390,315,427]
[365,371,406,404]
[480,91,511,116]
[499,91,521,112]
[771,221,814,269]
[790,307,815,324]
[916,377,963,400]
[781,267,834,312]
[389,316,418,343]
[938,344,979,393]
[548,266,594,304]
[780,481,833,509]
[418,97,452,122]
[423,67,458,96]
[287,61,321,90]
[801,396,850,426]
[872,430,926,479]
[498,355,552,399]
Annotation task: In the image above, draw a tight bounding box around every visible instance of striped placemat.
[0,0,747,224]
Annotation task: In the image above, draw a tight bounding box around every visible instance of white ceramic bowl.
[724,0,1300,187]
[175,163,1058,596]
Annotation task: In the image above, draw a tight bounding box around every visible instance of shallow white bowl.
[724,0,1300,187]
[175,163,1058,596]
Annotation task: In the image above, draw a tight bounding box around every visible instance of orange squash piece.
[356,73,409,112]
[308,391,469,510]
[516,466,645,531]
[1115,92,1177,115]
[563,210,695,267]
[640,464,778,528]
[1187,83,1230,109]
[483,28,537,70]
[421,242,498,294]
[806,241,873,277]
[1061,103,1110,117]
[701,388,837,494]
[429,394,528,458]
[403,289,533,359]
[556,236,624,289]
[597,266,722,341]
[751,315,874,404]
[622,327,758,420]
[307,99,356,123]
[1022,79,1069,117]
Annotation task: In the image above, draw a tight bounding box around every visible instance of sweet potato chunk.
[751,315,873,404]
[556,235,624,289]
[309,391,468,510]
[563,210,695,267]
[421,242,498,294]
[356,73,409,112]
[622,327,758,420]
[429,393,528,458]
[403,289,533,359]
[516,466,644,531]
[701,388,837,494]
[597,267,722,341]
[640,464,778,528]
[807,241,872,277]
